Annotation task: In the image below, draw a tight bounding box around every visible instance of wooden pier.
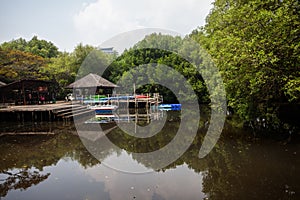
[0,101,93,122]
[82,93,162,109]
[0,93,163,122]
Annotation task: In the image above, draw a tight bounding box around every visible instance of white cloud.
[81,163,205,200]
[73,0,213,47]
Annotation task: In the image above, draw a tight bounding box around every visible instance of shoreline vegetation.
[0,0,299,136]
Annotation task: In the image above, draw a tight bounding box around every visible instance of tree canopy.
[0,0,299,129]
[0,36,59,58]
[0,40,112,98]
[192,0,300,123]
[0,48,48,82]
[104,33,210,103]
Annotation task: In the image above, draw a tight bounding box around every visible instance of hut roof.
[0,79,51,91]
[66,73,118,89]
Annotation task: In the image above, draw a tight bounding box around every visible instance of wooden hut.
[66,73,118,98]
[0,79,53,105]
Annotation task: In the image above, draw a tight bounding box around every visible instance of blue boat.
[158,104,181,111]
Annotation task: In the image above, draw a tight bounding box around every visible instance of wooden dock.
[0,101,93,122]
[0,93,163,122]
[82,93,163,109]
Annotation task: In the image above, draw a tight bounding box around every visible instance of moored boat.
[158,104,181,111]
[88,104,118,114]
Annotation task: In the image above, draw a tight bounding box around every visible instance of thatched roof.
[66,73,118,89]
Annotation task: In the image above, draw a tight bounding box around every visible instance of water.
[0,111,299,200]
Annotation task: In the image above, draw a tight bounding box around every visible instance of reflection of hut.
[0,79,54,105]
[66,73,117,98]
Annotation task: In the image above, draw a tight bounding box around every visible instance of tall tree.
[1,36,59,58]
[74,44,113,78]
[104,33,210,103]
[194,0,300,123]
[0,48,48,82]
[42,52,76,96]
[42,44,114,97]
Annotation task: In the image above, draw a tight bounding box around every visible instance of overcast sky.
[0,0,214,52]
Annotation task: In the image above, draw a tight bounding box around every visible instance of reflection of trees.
[199,139,300,200]
[80,133,122,163]
[0,169,50,197]
[75,122,122,164]
[67,146,101,169]
[0,123,102,170]
[1,115,298,199]
[103,110,299,199]
[105,110,203,170]
[0,122,111,197]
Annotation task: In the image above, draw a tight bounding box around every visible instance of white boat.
[88,104,118,114]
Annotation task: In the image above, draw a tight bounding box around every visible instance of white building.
[100,47,114,54]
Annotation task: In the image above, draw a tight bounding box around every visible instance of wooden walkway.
[0,93,163,122]
[0,101,93,122]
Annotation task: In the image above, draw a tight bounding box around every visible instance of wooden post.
[147,105,149,123]
[22,81,27,105]
[135,111,137,134]
[127,94,129,109]
[49,110,52,121]
[117,94,120,107]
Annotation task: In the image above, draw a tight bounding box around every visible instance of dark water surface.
[0,111,299,200]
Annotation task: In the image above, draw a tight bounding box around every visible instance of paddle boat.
[88,104,118,114]
[158,104,181,111]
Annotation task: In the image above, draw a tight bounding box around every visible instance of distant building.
[100,47,115,54]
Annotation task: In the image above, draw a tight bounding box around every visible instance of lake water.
[0,111,299,200]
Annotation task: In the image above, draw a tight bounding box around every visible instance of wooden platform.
[82,93,163,108]
[0,93,163,122]
[0,101,73,112]
[0,101,93,122]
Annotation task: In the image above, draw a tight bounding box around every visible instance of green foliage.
[0,48,48,82]
[41,52,76,97]
[0,38,114,99]
[1,0,298,124]
[104,33,210,103]
[76,44,114,79]
[0,37,60,84]
[283,74,300,102]
[41,43,115,97]
[1,36,59,58]
[194,0,300,122]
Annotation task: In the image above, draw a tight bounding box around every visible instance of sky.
[0,0,214,52]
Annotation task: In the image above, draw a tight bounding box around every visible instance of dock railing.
[81,93,163,108]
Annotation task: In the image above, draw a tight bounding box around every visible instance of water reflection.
[81,163,204,200]
[0,168,49,197]
[0,110,299,199]
[78,109,201,172]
